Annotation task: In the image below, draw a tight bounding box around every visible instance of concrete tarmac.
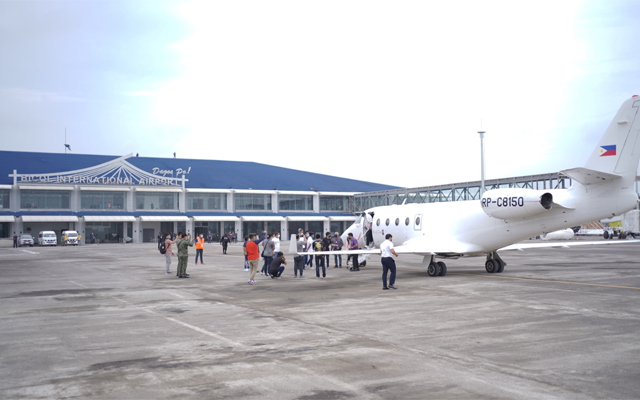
[1,240,640,399]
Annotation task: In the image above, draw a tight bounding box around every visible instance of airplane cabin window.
[376,219,381,226]
[395,218,399,226]
[405,217,410,226]
[416,217,421,226]
[385,218,390,226]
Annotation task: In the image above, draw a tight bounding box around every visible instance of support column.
[70,186,80,211]
[14,217,24,237]
[127,187,134,212]
[228,191,234,213]
[282,219,289,240]
[235,220,242,242]
[76,219,86,244]
[123,221,129,243]
[133,218,142,244]
[186,218,194,236]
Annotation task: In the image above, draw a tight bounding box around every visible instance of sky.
[1,0,640,188]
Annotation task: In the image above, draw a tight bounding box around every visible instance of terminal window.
[135,192,178,210]
[235,194,271,211]
[187,193,226,211]
[81,191,126,210]
[20,190,70,209]
[320,196,349,211]
[279,195,312,211]
[0,190,8,209]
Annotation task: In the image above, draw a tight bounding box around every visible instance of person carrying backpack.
[160,234,176,275]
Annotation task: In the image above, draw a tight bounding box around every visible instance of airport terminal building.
[0,151,397,243]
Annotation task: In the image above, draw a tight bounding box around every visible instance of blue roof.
[0,150,397,192]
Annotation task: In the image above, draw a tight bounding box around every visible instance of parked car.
[38,231,58,246]
[19,234,34,247]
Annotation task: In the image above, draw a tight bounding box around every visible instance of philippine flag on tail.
[600,145,616,157]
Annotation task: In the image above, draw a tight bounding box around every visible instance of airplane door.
[414,214,423,231]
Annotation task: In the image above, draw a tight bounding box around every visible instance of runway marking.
[69,280,245,348]
[19,249,40,255]
[450,272,640,291]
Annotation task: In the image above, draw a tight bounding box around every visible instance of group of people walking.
[161,228,399,290]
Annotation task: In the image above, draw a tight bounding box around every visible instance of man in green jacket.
[177,233,193,278]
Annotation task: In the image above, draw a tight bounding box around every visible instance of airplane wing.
[297,249,381,256]
[294,235,480,257]
[499,239,640,251]
[393,235,479,255]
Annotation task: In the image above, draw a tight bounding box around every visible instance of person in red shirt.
[246,232,266,285]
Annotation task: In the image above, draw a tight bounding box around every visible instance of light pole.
[478,130,486,196]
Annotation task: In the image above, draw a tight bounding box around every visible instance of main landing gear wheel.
[495,259,505,273]
[485,259,499,273]
[427,262,442,277]
[437,261,447,276]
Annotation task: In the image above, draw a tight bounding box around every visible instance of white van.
[39,231,58,246]
[62,230,79,246]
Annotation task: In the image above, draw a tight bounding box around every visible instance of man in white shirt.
[305,232,314,268]
[380,234,399,290]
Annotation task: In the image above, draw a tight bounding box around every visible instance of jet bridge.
[351,172,572,212]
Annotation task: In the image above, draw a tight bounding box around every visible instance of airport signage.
[9,154,189,187]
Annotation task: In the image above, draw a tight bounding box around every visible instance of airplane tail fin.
[582,95,640,181]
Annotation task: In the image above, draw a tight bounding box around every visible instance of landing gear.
[437,261,447,276]
[485,259,499,273]
[422,256,447,277]
[485,252,506,274]
[427,262,441,277]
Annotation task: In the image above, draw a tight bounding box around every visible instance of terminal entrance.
[86,222,125,244]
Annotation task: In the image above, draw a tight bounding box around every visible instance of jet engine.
[481,188,553,219]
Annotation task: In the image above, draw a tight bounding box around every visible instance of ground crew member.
[195,233,205,264]
[221,234,230,254]
[177,233,193,278]
[380,234,399,290]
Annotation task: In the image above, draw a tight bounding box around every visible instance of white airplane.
[295,95,640,275]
